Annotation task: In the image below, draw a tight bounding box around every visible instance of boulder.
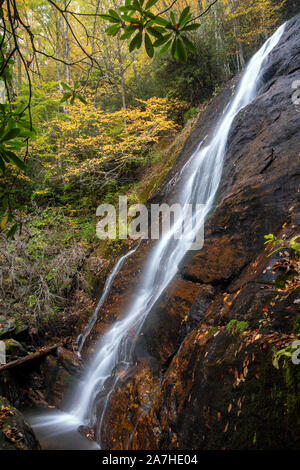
[0,317,15,340]
[41,348,81,407]
[0,316,28,341]
[3,339,27,362]
[0,396,40,450]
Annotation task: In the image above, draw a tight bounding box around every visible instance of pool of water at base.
[24,409,100,450]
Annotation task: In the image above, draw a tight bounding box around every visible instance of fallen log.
[0,343,62,373]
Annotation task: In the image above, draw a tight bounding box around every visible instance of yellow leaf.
[0,215,9,229]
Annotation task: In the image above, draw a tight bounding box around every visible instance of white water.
[29,24,285,449]
[75,242,141,356]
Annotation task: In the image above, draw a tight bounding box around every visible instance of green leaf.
[181,35,196,53]
[144,32,154,58]
[99,14,121,23]
[60,92,72,103]
[182,23,201,32]
[0,155,5,173]
[152,16,169,27]
[150,25,165,33]
[146,26,163,39]
[61,81,72,91]
[154,33,172,47]
[176,38,187,62]
[0,149,9,162]
[120,25,138,39]
[160,38,172,54]
[264,233,275,240]
[132,0,142,11]
[121,13,140,22]
[75,94,88,105]
[7,223,18,238]
[17,119,35,132]
[15,103,26,114]
[291,243,299,251]
[99,14,114,20]
[171,37,178,59]
[145,11,155,20]
[129,31,143,51]
[105,24,121,36]
[119,6,138,12]
[74,80,79,89]
[179,6,191,27]
[1,128,21,142]
[5,150,26,170]
[18,128,35,139]
[7,118,16,131]
[108,9,121,20]
[268,246,285,257]
[6,140,26,150]
[170,11,176,25]
[145,0,159,9]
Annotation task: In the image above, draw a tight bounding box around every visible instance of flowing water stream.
[75,242,141,356]
[28,23,285,449]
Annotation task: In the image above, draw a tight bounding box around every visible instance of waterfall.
[75,242,141,356]
[29,23,285,449]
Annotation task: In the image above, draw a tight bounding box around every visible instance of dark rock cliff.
[88,15,300,450]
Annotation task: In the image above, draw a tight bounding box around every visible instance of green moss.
[14,321,25,335]
[4,338,27,354]
[226,319,249,335]
[62,372,72,386]
[207,326,218,337]
[184,107,198,123]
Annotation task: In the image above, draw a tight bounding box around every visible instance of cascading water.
[75,242,141,356]
[29,23,285,449]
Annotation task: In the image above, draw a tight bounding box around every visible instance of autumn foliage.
[32,96,179,187]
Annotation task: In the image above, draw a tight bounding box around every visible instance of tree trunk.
[92,0,101,56]
[63,0,70,82]
[17,55,22,91]
[55,11,61,81]
[116,39,127,128]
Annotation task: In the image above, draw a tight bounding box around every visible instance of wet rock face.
[133,277,201,366]
[181,25,300,285]
[90,15,300,450]
[0,347,81,412]
[40,347,81,408]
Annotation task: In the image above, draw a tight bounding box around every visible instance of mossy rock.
[4,339,27,361]
[0,317,15,340]
[0,316,28,341]
[0,396,40,450]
